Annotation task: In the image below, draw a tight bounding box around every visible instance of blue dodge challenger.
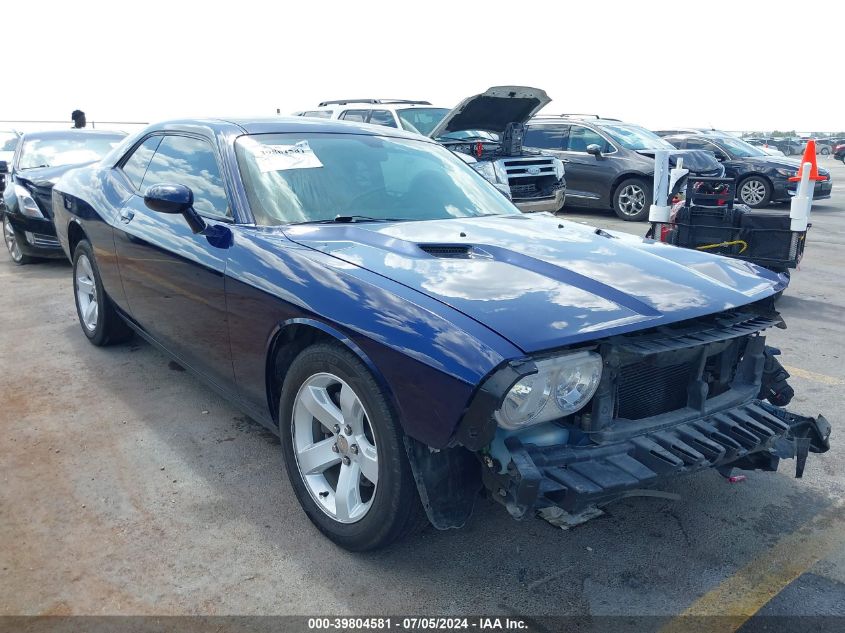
[50,118,830,550]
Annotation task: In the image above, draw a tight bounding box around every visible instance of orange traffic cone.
[789,140,826,182]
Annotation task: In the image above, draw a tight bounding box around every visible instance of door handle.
[120,209,135,224]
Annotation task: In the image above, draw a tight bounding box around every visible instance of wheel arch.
[265,318,401,429]
[66,219,88,259]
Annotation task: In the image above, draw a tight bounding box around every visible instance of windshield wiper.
[292,215,409,225]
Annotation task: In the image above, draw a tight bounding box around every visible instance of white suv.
[295,99,451,137]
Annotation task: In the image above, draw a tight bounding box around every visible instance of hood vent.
[419,244,473,259]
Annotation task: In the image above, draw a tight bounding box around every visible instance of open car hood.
[429,86,550,139]
[284,214,784,354]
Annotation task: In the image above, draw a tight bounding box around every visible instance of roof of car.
[20,129,127,140]
[147,117,433,141]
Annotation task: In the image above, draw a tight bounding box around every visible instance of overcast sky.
[4,0,843,133]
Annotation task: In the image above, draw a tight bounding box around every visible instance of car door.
[113,133,235,389]
[556,124,617,204]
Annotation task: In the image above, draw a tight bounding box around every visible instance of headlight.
[472,161,498,184]
[552,157,565,181]
[776,168,797,178]
[495,351,602,430]
[14,184,43,218]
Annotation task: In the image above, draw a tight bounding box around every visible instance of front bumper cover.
[483,400,830,519]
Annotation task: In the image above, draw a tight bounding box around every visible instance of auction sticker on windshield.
[254,140,323,172]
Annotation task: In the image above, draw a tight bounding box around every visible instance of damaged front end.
[417,306,831,530]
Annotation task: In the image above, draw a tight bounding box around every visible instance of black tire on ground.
[279,342,428,551]
[820,146,830,155]
[612,177,652,221]
[737,176,772,208]
[3,215,34,265]
[72,240,133,346]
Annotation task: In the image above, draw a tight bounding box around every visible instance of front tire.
[3,215,34,265]
[613,178,652,221]
[72,240,132,346]
[279,342,427,551]
[738,176,772,208]
[820,146,830,155]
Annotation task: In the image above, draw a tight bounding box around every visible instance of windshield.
[0,132,18,152]
[236,133,518,226]
[18,134,125,170]
[600,124,675,150]
[716,136,766,158]
[396,108,450,136]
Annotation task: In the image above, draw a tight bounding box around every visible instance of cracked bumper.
[485,400,830,518]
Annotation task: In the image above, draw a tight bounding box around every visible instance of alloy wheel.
[618,184,646,217]
[75,253,99,332]
[291,372,378,524]
[740,179,767,206]
[3,217,23,263]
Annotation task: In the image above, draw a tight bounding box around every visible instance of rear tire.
[820,146,830,155]
[72,240,132,346]
[3,215,34,265]
[612,178,652,221]
[279,342,427,551]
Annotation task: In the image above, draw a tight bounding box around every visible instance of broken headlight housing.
[494,351,602,430]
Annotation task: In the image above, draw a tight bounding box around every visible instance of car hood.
[636,149,723,173]
[14,163,88,188]
[429,86,550,139]
[284,214,784,354]
[743,155,831,176]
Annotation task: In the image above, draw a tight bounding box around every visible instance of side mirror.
[144,183,207,234]
[713,151,728,162]
[586,144,603,158]
[0,161,8,174]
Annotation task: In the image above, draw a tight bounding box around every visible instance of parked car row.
[0,102,831,551]
[294,89,834,220]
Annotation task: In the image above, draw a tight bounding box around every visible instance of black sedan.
[662,133,832,208]
[2,129,126,264]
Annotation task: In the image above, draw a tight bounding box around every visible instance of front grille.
[501,157,558,183]
[615,360,693,420]
[25,232,61,248]
[510,183,537,196]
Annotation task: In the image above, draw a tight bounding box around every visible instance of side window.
[340,110,369,122]
[141,136,230,218]
[120,136,162,190]
[368,110,397,128]
[524,126,568,150]
[565,125,611,153]
[300,110,333,119]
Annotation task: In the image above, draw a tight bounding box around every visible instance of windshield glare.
[236,133,518,226]
[19,135,125,169]
[716,136,766,158]
[396,108,450,136]
[601,124,674,150]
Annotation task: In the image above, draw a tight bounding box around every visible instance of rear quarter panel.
[53,165,134,311]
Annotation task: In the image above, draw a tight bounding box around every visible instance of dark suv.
[525,117,723,221]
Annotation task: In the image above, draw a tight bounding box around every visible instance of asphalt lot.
[1,157,844,625]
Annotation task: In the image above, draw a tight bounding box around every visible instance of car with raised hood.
[527,117,724,221]
[429,86,566,213]
[661,132,833,208]
[2,129,126,264]
[50,117,830,551]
